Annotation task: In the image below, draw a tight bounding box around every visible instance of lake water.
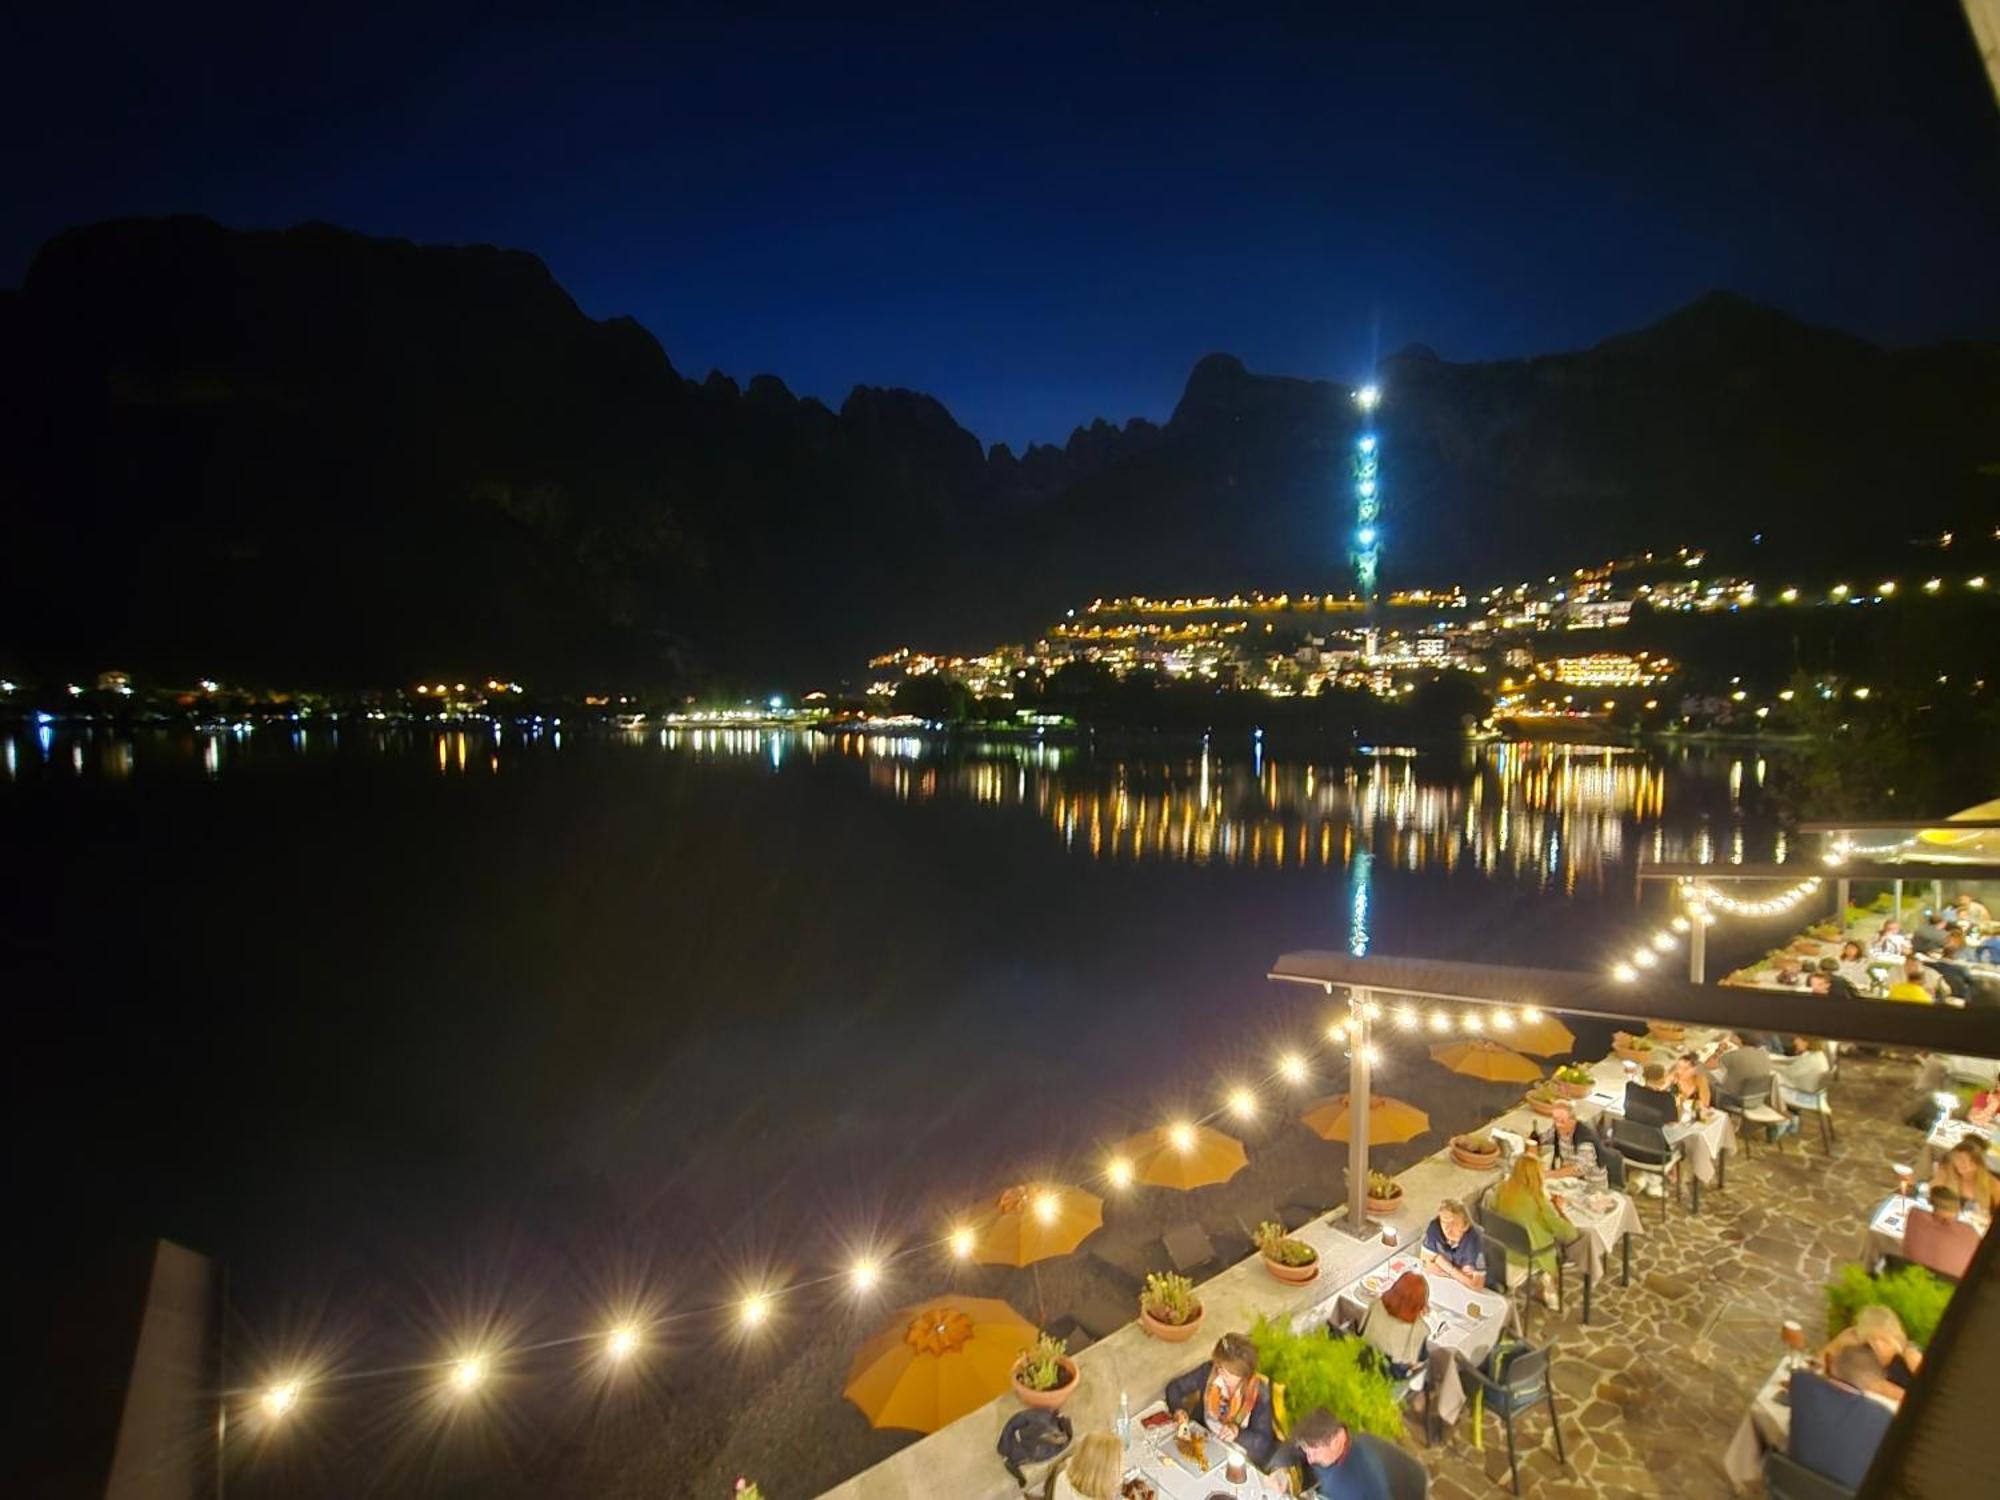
[3,724,1795,1495]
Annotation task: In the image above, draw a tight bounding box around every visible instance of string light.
[261,1381,301,1418]
[849,1258,881,1294]
[1651,931,1676,952]
[739,1292,772,1329]
[1670,915,1690,933]
[1427,1011,1450,1033]
[1686,876,1823,918]
[1490,1009,1515,1031]
[1396,1006,1419,1030]
[447,1354,487,1395]
[1363,1044,1383,1067]
[1166,1122,1197,1154]
[948,1225,976,1259]
[1277,1051,1308,1085]
[1461,1011,1484,1033]
[1522,1006,1543,1023]
[1631,948,1656,968]
[1106,1156,1134,1190]
[1326,1019,1348,1043]
[1612,962,1638,982]
[1226,1086,1257,1120]
[605,1324,640,1362]
[1031,1190,1061,1224]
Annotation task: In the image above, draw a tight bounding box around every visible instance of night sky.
[6,0,1999,448]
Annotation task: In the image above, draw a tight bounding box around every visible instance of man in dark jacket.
[1164,1332,1276,1467]
[1266,1407,1391,1497]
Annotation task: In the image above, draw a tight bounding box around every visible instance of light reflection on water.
[1,724,1782,892]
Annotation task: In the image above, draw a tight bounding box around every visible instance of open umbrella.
[1113,1123,1250,1191]
[843,1296,1038,1433]
[1503,1012,1575,1057]
[972,1183,1103,1266]
[1430,1037,1542,1084]
[1300,1092,1430,1144]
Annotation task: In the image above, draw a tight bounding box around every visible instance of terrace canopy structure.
[1267,947,2000,1500]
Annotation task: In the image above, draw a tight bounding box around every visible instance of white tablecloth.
[1553,1188,1643,1284]
[1859,1189,1990,1269]
[1328,1253,1505,1424]
[1126,1402,1283,1498]
[1722,1358,1792,1488]
[1576,1088,1736,1184]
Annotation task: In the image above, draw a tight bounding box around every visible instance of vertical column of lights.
[1352,384,1382,596]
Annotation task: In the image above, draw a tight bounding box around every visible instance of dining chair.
[1763,1450,1857,1500]
[1780,1078,1837,1153]
[1354,1430,1431,1499]
[1723,1075,1788,1157]
[1471,1201,1558,1333]
[1607,1117,1683,1221]
[1453,1342,1566,1495]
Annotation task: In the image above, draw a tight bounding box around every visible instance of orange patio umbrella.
[971,1182,1104,1266]
[1502,1012,1575,1057]
[1112,1122,1249,1191]
[844,1296,1038,1433]
[1301,1092,1431,1144]
[1430,1037,1542,1084]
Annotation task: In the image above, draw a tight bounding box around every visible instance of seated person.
[1418,1198,1488,1289]
[1869,920,1912,959]
[1931,1137,2000,1217]
[1488,1154,1579,1312]
[1835,941,1872,985]
[1267,1407,1390,1499]
[1810,960,1860,1002]
[1706,1033,1774,1104]
[1821,1304,1922,1401]
[1358,1271,1429,1379]
[1951,892,1993,927]
[1622,1061,1678,1127]
[1773,956,1806,986]
[1909,909,1949,954]
[1164,1332,1275,1466]
[1050,1431,1122,1500]
[1789,1359,1896,1489]
[1898,956,1952,1003]
[1542,1099,1604,1177]
[1669,1053,1712,1113]
[1968,1086,2000,1128]
[1772,1038,1830,1095]
[1885,974,1936,1004]
[1903,1183,1981,1279]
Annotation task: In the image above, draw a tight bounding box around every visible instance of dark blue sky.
[6,1,1999,448]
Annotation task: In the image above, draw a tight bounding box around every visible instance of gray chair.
[1722,1075,1788,1157]
[1609,1116,1684,1220]
[1473,1195,1575,1329]
[1353,1430,1430,1499]
[1455,1342,1567,1495]
[1764,1449,1856,1500]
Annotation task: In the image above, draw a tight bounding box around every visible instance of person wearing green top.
[1488,1152,1580,1310]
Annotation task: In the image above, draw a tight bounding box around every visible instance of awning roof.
[1268,950,2000,1056]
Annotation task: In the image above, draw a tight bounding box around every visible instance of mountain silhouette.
[2,217,1995,686]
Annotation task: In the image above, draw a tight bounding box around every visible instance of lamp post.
[1346,986,1372,1234]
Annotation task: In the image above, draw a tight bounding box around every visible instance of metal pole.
[1689,913,1706,984]
[1837,878,1850,934]
[1893,879,1903,923]
[1933,879,1944,915]
[1348,985,1371,1234]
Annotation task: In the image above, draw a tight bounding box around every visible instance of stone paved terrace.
[817,1045,1942,1500]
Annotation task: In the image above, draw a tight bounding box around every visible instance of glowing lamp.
[1396,1006,1418,1030]
[1522,1006,1543,1023]
[948,1225,976,1259]
[606,1324,640,1361]
[850,1258,881,1293]
[1612,963,1637,982]
[1652,932,1676,951]
[1031,1190,1061,1224]
[1107,1156,1135,1190]
[448,1355,486,1394]
[1167,1122,1197,1154]
[1227,1087,1257,1120]
[1277,1051,1309,1085]
[740,1292,772,1329]
[261,1381,301,1419]
[1354,385,1381,410]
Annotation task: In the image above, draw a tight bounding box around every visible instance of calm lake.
[4,724,1796,1496]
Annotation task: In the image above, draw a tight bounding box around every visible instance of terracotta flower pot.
[1526,1093,1557,1116]
[1365,1191,1404,1216]
[1451,1141,1501,1169]
[1649,1024,1686,1043]
[1139,1301,1206,1342]
[1262,1251,1321,1285]
[1011,1356,1079,1410]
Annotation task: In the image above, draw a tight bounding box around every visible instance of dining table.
[1327,1251,1506,1426]
[1917,1113,1999,1178]
[1721,1356,1794,1489]
[1123,1401,1285,1499]
[1577,1078,1736,1207]
[1548,1185,1643,1312]
[1858,1185,1990,1270]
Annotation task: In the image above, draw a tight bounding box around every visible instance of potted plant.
[1011,1330,1079,1410]
[1825,1263,1953,1348]
[1552,1063,1594,1098]
[1524,1082,1558,1116]
[732,1482,764,1500]
[1450,1132,1502,1169]
[1139,1271,1205,1342]
[1247,1316,1404,1441]
[1364,1170,1405,1216]
[1612,1030,1655,1063]
[1253,1220,1322,1284]
[1648,1020,1687,1044]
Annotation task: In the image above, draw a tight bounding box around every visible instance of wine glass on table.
[1781,1319,1808,1374]
[1893,1161,1914,1205]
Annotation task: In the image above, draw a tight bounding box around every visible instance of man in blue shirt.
[1266,1408,1391,1498]
[1418,1198,1488,1288]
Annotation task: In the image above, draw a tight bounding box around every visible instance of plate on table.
[1119,1479,1158,1500]
[1158,1426,1221,1478]
[1358,1271,1392,1297]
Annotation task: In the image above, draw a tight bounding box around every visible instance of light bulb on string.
[1226,1086,1257,1120]
[1278,1051,1309,1085]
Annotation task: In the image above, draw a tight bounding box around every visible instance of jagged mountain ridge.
[2,217,1994,685]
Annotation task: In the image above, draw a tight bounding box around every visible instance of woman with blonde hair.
[1489,1151,1580,1311]
[1049,1430,1122,1500]
[1821,1304,1923,1403]
[1932,1137,2000,1216]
